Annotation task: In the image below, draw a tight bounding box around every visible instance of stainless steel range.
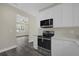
[38,31,54,55]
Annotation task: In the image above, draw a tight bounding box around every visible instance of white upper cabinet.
[52,4,63,27]
[54,3,79,27]
[53,4,73,27]
[62,4,73,27]
[40,3,79,28]
[72,3,79,27]
[40,4,63,28]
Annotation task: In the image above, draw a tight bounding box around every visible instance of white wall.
[0,4,16,51]
[0,4,32,52]
[28,14,38,49]
[10,3,39,49]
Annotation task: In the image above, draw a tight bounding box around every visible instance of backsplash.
[38,27,79,39]
[55,28,79,39]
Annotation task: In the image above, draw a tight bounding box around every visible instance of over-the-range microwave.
[40,18,53,28]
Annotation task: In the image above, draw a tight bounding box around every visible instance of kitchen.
[0,3,79,56]
[37,3,79,56]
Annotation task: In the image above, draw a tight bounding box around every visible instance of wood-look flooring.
[0,43,43,56]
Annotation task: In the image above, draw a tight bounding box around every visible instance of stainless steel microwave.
[40,18,53,28]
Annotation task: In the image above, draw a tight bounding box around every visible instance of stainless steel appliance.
[40,18,53,28]
[38,31,54,50]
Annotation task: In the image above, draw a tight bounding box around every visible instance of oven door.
[43,39,51,50]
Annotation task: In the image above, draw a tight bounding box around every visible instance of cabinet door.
[53,4,63,27]
[52,39,79,56]
[62,4,73,27]
[40,4,63,28]
[72,3,79,26]
[31,36,38,49]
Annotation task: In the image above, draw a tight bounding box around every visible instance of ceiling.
[9,3,58,16]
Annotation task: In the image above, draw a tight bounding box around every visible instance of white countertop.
[51,36,79,46]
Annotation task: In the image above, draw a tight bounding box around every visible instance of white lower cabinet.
[51,38,79,56]
[33,36,38,49]
[29,35,38,49]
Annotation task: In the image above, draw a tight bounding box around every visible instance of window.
[16,14,28,33]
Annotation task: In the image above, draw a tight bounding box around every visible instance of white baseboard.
[0,45,17,53]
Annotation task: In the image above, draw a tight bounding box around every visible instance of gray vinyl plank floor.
[0,45,43,56]
[0,40,50,56]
